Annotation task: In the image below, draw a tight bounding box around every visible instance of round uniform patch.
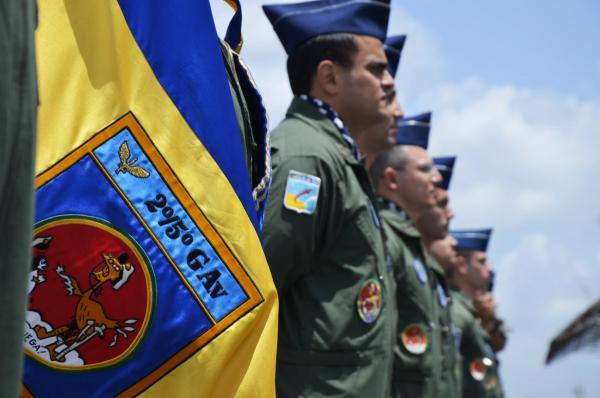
[356,279,383,324]
[26,216,154,370]
[412,259,428,284]
[469,358,488,381]
[401,324,428,355]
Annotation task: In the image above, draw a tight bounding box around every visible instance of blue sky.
[210,1,600,396]
[396,0,600,100]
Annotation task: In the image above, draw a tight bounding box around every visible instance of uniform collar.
[285,97,361,165]
[298,94,361,161]
[377,197,405,215]
[378,198,421,238]
[453,289,477,315]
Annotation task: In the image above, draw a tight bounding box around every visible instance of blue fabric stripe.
[116,0,258,232]
[225,0,243,50]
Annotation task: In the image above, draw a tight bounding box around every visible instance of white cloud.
[387,7,447,105]
[541,297,589,322]
[491,231,600,396]
[421,78,600,231]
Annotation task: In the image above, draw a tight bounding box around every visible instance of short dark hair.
[286,33,358,96]
[369,145,410,186]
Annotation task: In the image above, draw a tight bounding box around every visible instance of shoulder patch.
[283,170,321,215]
[412,259,428,284]
[436,283,448,307]
[452,324,463,348]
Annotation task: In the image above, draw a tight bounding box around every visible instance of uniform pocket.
[277,347,390,398]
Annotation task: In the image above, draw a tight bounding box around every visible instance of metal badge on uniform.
[436,284,448,307]
[356,278,383,324]
[412,259,428,284]
[283,170,321,215]
[401,324,428,355]
[469,358,489,381]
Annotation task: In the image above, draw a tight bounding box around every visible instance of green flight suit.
[263,97,396,398]
[428,257,462,398]
[381,208,456,398]
[0,1,37,397]
[483,334,504,398]
[450,288,502,398]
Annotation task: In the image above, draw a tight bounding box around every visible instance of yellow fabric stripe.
[35,1,277,396]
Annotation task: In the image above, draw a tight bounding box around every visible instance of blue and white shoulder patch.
[412,259,428,284]
[283,170,321,215]
[436,283,448,307]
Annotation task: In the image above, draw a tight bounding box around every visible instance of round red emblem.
[401,324,428,354]
[26,216,153,370]
[469,358,488,381]
[356,278,383,324]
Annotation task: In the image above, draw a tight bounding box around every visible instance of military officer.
[425,157,459,284]
[473,280,508,398]
[370,113,458,398]
[449,229,503,398]
[262,0,397,396]
[356,34,406,167]
[475,270,509,355]
[415,155,462,397]
[0,1,38,396]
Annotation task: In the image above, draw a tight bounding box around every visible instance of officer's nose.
[381,69,395,92]
[447,206,455,221]
[431,167,442,184]
[394,98,404,121]
[449,236,458,249]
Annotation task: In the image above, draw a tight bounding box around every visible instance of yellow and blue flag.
[24,1,277,396]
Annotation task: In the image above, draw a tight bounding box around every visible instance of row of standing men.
[222,0,509,396]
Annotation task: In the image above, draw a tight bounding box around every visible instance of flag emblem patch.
[23,113,263,396]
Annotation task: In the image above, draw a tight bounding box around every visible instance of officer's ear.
[314,60,340,96]
[382,166,399,191]
[455,254,468,276]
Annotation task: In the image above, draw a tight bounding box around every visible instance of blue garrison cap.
[262,0,391,55]
[384,35,406,77]
[451,229,493,252]
[433,156,456,191]
[396,112,432,149]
